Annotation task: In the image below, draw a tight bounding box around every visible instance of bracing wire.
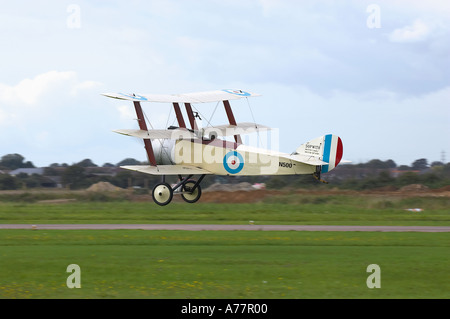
[246,97,264,149]
[164,104,173,129]
[143,109,154,130]
[191,104,209,126]
[142,107,172,164]
[207,101,220,127]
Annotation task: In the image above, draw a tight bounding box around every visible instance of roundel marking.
[223,151,244,174]
[119,93,148,101]
[222,89,251,97]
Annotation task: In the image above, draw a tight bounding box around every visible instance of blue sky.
[0,0,449,167]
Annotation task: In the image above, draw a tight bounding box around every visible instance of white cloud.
[389,19,433,43]
[0,71,75,105]
[0,70,104,132]
[0,71,102,106]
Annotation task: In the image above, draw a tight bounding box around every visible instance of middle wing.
[113,128,194,139]
[113,122,270,140]
[121,165,213,175]
[206,122,270,134]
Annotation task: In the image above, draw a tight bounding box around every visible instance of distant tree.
[366,159,385,169]
[0,154,35,170]
[365,159,397,169]
[0,174,18,190]
[411,158,428,171]
[397,172,420,185]
[431,161,444,167]
[76,159,98,167]
[116,158,141,166]
[62,165,87,189]
[44,167,59,176]
[377,170,394,184]
[23,161,34,168]
[102,163,115,167]
[421,172,440,185]
[112,170,133,188]
[397,165,411,171]
[442,163,450,178]
[385,159,397,168]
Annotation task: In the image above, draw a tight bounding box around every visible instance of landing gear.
[313,166,329,184]
[151,174,205,205]
[181,180,202,203]
[152,182,173,206]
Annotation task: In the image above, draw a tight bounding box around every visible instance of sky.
[0,0,449,167]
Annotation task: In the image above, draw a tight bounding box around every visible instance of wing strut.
[184,103,199,131]
[223,100,242,144]
[133,101,157,166]
[172,102,186,128]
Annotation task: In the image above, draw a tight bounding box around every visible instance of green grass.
[0,194,449,225]
[0,230,449,299]
[0,193,448,299]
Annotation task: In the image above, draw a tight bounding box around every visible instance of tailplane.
[294,134,344,173]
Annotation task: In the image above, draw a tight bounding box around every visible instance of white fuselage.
[151,138,315,176]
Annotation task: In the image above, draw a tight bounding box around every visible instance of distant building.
[8,168,44,176]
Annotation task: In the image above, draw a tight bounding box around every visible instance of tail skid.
[313,166,329,184]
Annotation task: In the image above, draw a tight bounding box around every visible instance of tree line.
[0,153,142,170]
[0,153,449,191]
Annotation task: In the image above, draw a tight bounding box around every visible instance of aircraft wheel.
[181,181,202,203]
[152,182,173,206]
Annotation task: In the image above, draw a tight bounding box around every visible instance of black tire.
[152,182,173,206]
[181,180,202,203]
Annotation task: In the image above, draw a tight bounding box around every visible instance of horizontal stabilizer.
[121,165,213,175]
[285,154,328,166]
[102,89,261,104]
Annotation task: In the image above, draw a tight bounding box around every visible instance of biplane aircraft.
[103,89,346,205]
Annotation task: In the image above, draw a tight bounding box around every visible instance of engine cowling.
[152,139,176,165]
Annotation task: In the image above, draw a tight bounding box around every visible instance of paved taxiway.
[0,224,449,232]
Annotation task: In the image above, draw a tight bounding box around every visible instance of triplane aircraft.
[103,89,346,205]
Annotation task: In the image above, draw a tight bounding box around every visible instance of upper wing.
[121,165,213,175]
[102,89,261,103]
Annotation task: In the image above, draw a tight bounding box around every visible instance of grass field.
[0,193,449,225]
[0,192,449,299]
[0,230,449,299]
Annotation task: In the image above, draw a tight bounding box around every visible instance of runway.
[0,224,449,232]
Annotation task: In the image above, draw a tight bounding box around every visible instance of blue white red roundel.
[222,89,251,97]
[223,151,244,174]
[118,93,148,101]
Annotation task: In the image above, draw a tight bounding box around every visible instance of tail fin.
[295,134,343,173]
